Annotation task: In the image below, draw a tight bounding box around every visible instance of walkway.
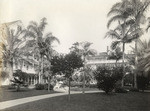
[0,90,102,110]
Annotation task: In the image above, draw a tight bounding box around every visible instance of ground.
[1,91,150,111]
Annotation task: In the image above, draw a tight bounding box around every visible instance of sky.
[0,0,150,54]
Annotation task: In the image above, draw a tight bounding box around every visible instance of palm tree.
[0,24,27,82]
[107,0,150,88]
[131,39,150,77]
[105,23,143,86]
[107,0,150,29]
[25,18,60,84]
[79,42,96,94]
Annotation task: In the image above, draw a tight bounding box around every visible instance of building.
[86,49,132,69]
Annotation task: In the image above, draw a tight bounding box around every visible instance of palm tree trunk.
[82,56,86,94]
[41,55,44,84]
[82,71,85,94]
[121,43,125,87]
[134,40,138,88]
[48,75,50,92]
[68,77,71,101]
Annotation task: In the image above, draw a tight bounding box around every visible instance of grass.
[1,91,150,111]
[0,86,57,102]
[70,87,98,91]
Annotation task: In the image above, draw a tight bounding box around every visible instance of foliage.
[24,18,60,84]
[130,39,150,76]
[115,87,128,93]
[35,83,54,90]
[107,0,150,29]
[13,70,28,81]
[70,41,97,57]
[44,83,54,90]
[108,46,123,63]
[1,24,28,80]
[94,66,123,93]
[137,75,150,91]
[51,52,83,78]
[10,77,28,91]
[0,71,9,79]
[35,84,45,90]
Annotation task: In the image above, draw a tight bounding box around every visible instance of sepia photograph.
[0,0,150,111]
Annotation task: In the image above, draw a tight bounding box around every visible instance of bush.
[129,88,139,92]
[94,66,123,94]
[44,84,54,90]
[35,84,45,90]
[115,88,128,93]
[137,75,149,91]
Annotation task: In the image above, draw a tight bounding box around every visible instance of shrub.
[44,84,54,90]
[137,75,149,91]
[13,70,28,82]
[115,88,128,93]
[35,84,45,90]
[129,88,139,92]
[94,66,123,94]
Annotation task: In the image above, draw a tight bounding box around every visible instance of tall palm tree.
[79,42,96,94]
[131,39,150,77]
[107,0,150,88]
[25,18,59,83]
[0,24,27,82]
[105,24,143,86]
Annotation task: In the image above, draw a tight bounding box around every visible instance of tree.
[0,23,27,82]
[51,52,83,100]
[131,39,150,76]
[107,0,150,88]
[105,23,142,87]
[107,0,150,29]
[70,41,96,94]
[24,18,59,83]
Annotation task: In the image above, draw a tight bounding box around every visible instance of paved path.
[0,90,102,110]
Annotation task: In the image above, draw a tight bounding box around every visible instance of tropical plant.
[107,0,150,88]
[0,23,27,81]
[70,41,97,94]
[24,18,60,84]
[107,0,150,29]
[131,39,150,76]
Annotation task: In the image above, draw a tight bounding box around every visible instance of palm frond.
[111,41,121,50]
[107,9,124,17]
[45,35,60,45]
[107,15,125,28]
[39,17,47,32]
[105,30,121,39]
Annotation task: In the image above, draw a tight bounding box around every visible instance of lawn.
[1,92,150,111]
[0,86,56,102]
